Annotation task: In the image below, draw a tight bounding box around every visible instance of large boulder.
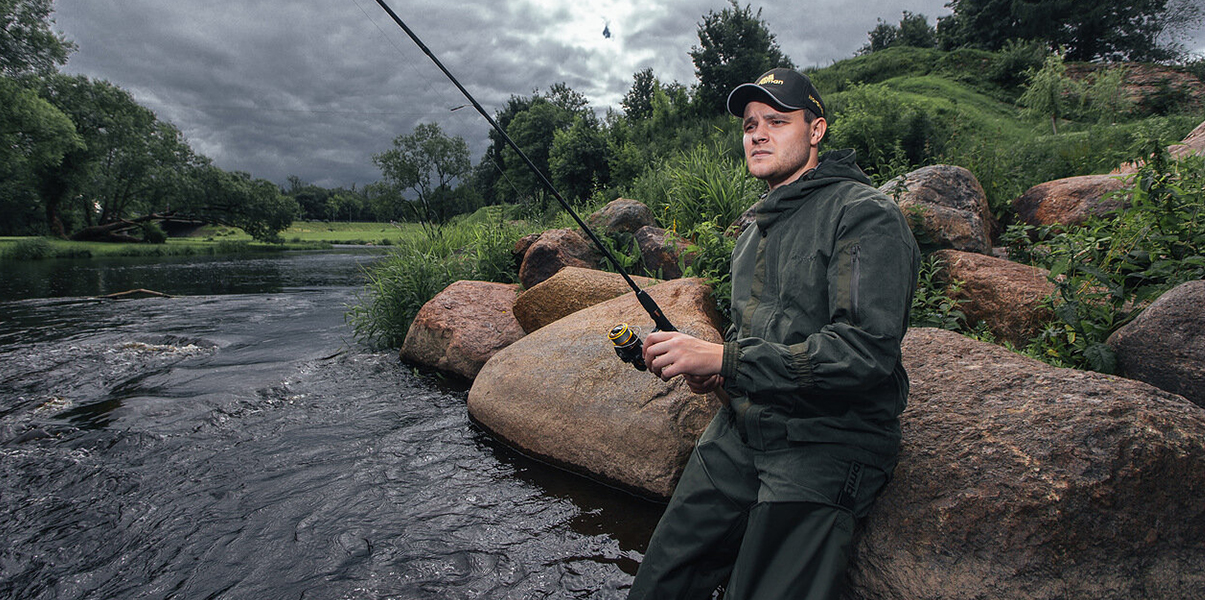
[848,328,1205,599]
[517,228,601,290]
[1168,119,1205,160]
[880,165,996,254]
[1107,280,1205,408]
[468,278,724,500]
[586,198,658,237]
[399,280,525,380]
[635,226,692,280]
[1013,174,1132,230]
[512,266,659,334]
[931,249,1055,346]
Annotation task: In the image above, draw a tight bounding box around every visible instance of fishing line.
[369,0,675,333]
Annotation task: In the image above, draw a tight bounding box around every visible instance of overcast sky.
[49,0,1205,189]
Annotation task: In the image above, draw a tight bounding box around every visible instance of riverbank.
[0,221,426,260]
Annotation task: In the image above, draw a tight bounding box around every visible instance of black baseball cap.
[726,68,826,119]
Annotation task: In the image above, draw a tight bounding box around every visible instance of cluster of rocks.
[397,119,1205,597]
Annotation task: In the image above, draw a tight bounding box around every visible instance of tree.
[622,67,658,120]
[176,165,298,242]
[1,0,75,77]
[1018,53,1083,134]
[0,75,81,234]
[860,12,937,54]
[373,122,471,232]
[690,0,794,116]
[34,74,197,237]
[938,0,1204,62]
[550,114,611,202]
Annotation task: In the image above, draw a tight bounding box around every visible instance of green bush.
[1014,151,1205,372]
[3,237,54,260]
[347,245,469,350]
[140,222,168,244]
[635,141,761,233]
[827,82,948,182]
[909,255,967,330]
[679,222,737,319]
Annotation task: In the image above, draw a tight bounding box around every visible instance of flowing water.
[0,250,663,599]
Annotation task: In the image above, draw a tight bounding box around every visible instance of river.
[0,250,663,599]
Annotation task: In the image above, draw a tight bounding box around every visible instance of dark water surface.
[0,251,662,599]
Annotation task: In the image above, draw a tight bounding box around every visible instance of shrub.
[679,222,737,320]
[1019,150,1205,372]
[637,141,761,234]
[827,82,946,182]
[140,222,168,244]
[909,255,966,330]
[346,244,470,350]
[3,237,54,260]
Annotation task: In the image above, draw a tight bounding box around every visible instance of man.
[628,68,920,599]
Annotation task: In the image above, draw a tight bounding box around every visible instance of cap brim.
[726,83,806,117]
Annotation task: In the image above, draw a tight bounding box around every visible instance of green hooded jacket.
[719,149,920,468]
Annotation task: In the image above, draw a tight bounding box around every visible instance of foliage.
[347,213,542,349]
[1018,52,1082,134]
[621,67,657,120]
[373,122,472,236]
[909,256,967,330]
[1010,151,1205,372]
[2,236,52,259]
[690,0,794,116]
[826,82,947,182]
[984,39,1049,92]
[550,115,610,203]
[347,244,467,350]
[860,11,937,55]
[0,74,82,234]
[937,0,1204,62]
[0,0,74,77]
[679,222,737,319]
[635,140,760,234]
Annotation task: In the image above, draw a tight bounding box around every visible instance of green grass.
[193,221,426,245]
[0,236,331,260]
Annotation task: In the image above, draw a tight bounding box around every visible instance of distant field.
[0,222,429,260]
[196,221,424,245]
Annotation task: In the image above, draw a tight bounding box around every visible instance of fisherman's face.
[742,101,824,190]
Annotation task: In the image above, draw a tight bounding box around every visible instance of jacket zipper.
[851,243,861,324]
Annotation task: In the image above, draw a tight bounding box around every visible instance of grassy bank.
[197,221,425,245]
[0,221,433,260]
[0,236,331,260]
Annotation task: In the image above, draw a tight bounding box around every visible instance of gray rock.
[880,165,996,254]
[1107,280,1205,408]
[586,198,658,236]
[635,226,691,280]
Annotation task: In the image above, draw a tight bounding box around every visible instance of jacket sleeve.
[721,198,918,396]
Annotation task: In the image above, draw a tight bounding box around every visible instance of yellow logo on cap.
[757,74,784,86]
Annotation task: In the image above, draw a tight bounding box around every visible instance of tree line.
[368,0,1203,230]
[4,0,1201,242]
[1,0,297,242]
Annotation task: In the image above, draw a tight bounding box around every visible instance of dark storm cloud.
[48,1,1201,189]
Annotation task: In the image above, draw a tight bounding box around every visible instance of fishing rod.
[371,0,676,351]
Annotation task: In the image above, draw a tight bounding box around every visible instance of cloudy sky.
[49,0,1204,189]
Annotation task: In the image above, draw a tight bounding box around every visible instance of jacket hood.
[755,149,872,232]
